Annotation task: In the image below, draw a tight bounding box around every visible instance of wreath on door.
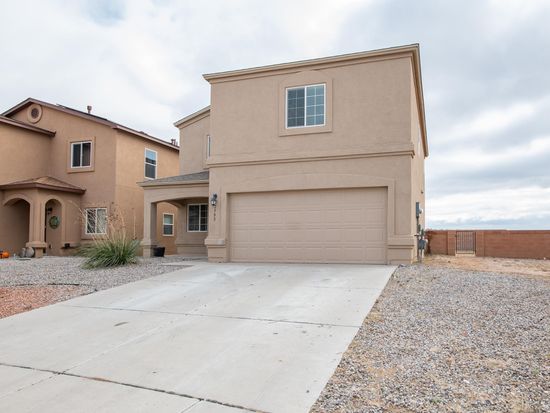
[49,216,60,229]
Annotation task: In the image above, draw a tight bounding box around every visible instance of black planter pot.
[152,246,165,257]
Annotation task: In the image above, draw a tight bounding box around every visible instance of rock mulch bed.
[311,264,550,413]
[0,285,92,318]
[0,256,193,318]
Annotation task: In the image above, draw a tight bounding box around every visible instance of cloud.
[0,0,549,229]
[427,186,550,229]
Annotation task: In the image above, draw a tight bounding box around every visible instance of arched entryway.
[1,197,31,255]
[45,198,63,255]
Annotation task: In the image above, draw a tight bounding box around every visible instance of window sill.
[67,166,95,173]
[279,124,332,137]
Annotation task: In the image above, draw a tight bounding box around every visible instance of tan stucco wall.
[202,55,421,264]
[206,155,415,264]
[11,106,118,208]
[178,115,210,174]
[0,124,51,184]
[141,184,209,256]
[208,56,412,165]
[1,188,81,256]
[114,130,179,253]
[0,194,29,255]
[2,104,180,256]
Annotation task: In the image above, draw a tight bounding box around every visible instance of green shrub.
[79,236,140,269]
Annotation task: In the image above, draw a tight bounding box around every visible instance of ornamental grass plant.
[78,206,140,269]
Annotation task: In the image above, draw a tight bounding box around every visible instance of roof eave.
[203,44,421,82]
[174,106,211,128]
[0,182,85,194]
[114,126,179,151]
[3,98,179,150]
[409,46,429,157]
[0,116,56,136]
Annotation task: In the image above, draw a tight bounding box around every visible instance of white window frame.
[285,83,326,129]
[85,207,107,235]
[206,134,211,158]
[187,203,208,232]
[162,213,174,236]
[144,148,157,179]
[70,141,92,168]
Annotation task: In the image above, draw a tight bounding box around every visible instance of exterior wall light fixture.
[210,193,218,207]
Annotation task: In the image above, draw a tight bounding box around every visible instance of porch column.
[26,200,47,258]
[175,204,187,254]
[141,201,158,257]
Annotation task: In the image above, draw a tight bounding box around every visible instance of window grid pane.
[200,204,208,232]
[145,164,156,179]
[188,205,199,231]
[72,144,81,167]
[286,87,305,128]
[305,85,325,126]
[81,142,91,167]
[96,208,107,234]
[86,209,95,233]
[145,149,157,179]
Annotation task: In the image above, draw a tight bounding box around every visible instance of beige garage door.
[229,187,387,264]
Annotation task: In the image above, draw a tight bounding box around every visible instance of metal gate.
[456,231,476,254]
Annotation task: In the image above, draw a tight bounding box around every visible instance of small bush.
[79,237,140,269]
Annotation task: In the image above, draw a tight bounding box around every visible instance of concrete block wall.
[426,230,550,260]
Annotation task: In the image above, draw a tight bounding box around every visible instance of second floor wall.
[0,123,51,184]
[205,54,418,166]
[5,103,179,205]
[177,112,210,175]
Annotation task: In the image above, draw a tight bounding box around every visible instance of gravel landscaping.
[0,256,194,318]
[311,262,550,413]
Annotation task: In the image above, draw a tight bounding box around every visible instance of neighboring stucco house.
[0,98,180,257]
[141,44,428,264]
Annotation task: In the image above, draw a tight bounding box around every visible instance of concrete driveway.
[0,262,394,413]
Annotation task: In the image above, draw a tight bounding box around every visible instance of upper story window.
[71,141,92,168]
[286,84,325,128]
[145,149,157,179]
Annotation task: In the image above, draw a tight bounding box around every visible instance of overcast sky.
[1,0,549,229]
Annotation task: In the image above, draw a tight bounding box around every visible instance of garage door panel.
[229,188,387,264]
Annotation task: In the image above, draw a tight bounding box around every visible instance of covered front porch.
[139,171,210,258]
[0,177,84,257]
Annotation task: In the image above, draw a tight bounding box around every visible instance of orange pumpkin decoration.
[1,251,9,259]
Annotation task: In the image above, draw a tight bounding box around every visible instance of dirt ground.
[312,255,550,412]
[424,254,550,279]
[0,285,93,318]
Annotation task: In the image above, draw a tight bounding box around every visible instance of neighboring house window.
[286,84,325,128]
[187,204,208,232]
[206,134,211,158]
[85,208,107,234]
[145,149,157,179]
[163,213,174,236]
[71,141,92,168]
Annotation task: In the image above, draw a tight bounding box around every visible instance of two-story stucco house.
[0,98,180,257]
[141,44,428,264]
